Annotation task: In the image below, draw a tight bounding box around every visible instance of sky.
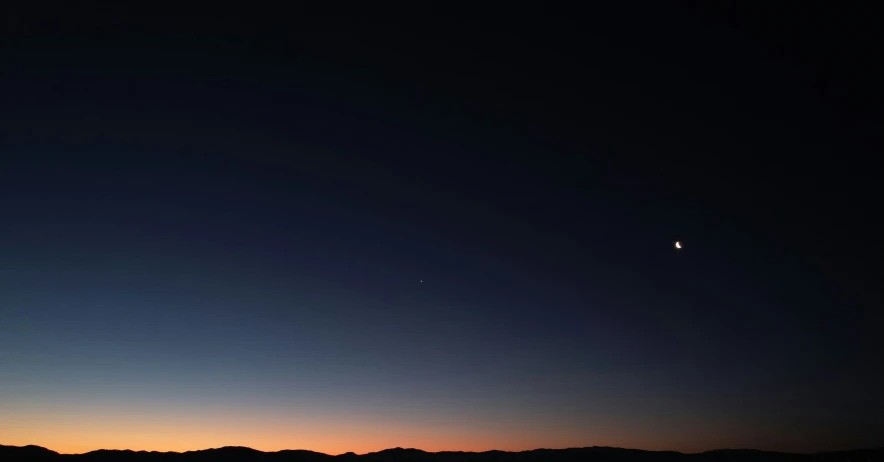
[1,5,883,456]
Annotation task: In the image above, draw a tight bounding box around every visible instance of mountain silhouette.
[2,445,883,462]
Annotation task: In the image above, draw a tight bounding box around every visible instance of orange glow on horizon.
[0,408,687,456]
[0,406,601,455]
[0,400,816,455]
[0,417,729,457]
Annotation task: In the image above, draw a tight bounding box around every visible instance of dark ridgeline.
[2,445,882,462]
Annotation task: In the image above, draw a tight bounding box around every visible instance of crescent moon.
[675,241,682,249]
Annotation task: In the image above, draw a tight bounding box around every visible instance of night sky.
[2,5,883,456]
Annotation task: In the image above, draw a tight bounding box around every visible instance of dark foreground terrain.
[2,445,883,462]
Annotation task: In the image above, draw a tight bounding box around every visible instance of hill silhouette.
[2,445,883,462]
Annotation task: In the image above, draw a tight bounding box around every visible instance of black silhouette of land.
[2,445,882,462]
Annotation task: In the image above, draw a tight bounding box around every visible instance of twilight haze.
[1,5,882,456]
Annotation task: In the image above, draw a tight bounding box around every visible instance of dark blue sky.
[2,5,882,454]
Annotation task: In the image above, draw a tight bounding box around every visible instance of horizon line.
[5,443,880,457]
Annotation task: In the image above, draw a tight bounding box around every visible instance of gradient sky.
[2,6,883,456]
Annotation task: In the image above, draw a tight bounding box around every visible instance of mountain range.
[2,445,882,462]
